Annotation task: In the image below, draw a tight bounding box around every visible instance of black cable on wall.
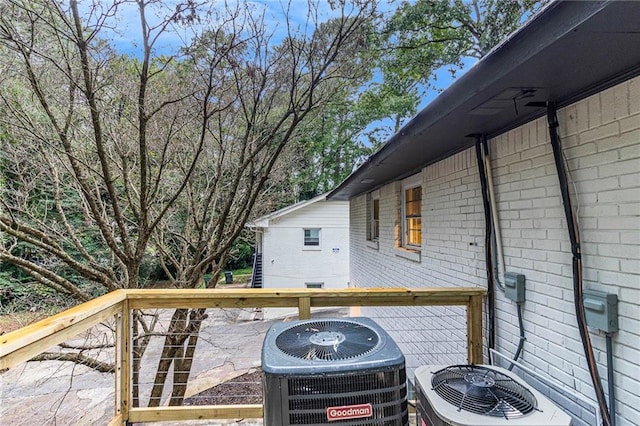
[475,136,495,359]
[546,102,612,426]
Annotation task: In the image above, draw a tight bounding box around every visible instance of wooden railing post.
[119,299,131,424]
[298,296,311,320]
[467,294,483,364]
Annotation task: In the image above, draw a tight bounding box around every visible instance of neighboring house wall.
[261,200,349,318]
[351,77,640,425]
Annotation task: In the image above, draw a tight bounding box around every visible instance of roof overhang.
[328,0,640,201]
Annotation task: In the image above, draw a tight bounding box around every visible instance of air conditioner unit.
[414,365,572,426]
[261,317,408,426]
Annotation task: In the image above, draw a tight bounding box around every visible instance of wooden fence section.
[0,287,486,424]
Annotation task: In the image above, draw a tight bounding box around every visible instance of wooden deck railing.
[0,287,486,425]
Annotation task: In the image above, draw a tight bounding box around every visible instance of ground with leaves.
[184,368,263,406]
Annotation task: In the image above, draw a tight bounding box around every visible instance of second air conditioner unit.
[414,364,572,426]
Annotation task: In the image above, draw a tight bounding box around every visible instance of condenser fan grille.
[431,365,537,419]
[275,320,379,360]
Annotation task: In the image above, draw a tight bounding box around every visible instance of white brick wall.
[350,76,640,425]
[351,149,485,380]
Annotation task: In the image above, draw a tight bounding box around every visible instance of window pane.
[405,187,421,217]
[402,183,422,248]
[304,228,320,246]
[372,199,380,240]
[406,217,422,246]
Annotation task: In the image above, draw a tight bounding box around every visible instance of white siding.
[350,76,640,425]
[262,200,349,318]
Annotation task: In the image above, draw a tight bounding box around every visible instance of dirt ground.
[184,369,263,406]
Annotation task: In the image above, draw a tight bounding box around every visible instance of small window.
[303,228,321,246]
[371,191,380,241]
[305,282,324,289]
[402,177,422,248]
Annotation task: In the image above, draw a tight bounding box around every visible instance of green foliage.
[224,242,253,271]
[0,271,74,314]
[224,231,254,271]
[288,79,418,199]
[379,0,548,91]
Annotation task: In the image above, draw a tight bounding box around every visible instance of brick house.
[328,2,639,425]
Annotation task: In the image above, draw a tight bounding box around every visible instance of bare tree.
[0,0,377,405]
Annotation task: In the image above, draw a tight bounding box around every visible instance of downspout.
[546,102,612,426]
[475,136,496,358]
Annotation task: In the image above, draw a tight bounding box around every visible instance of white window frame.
[401,175,422,249]
[303,228,321,248]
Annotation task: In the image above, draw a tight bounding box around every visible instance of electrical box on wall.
[504,272,525,303]
[583,289,618,333]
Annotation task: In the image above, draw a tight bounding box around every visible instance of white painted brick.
[613,81,630,120]
[579,149,620,169]
[533,239,561,251]
[524,169,553,187]
[600,86,616,124]
[544,206,564,218]
[583,251,620,268]
[561,104,578,136]
[620,113,640,133]
[630,77,640,115]
[581,121,621,145]
[579,204,620,218]
[566,140,597,158]
[520,187,546,199]
[575,98,590,132]
[545,249,572,265]
[620,259,640,274]
[599,270,640,287]
[588,94,602,128]
[598,158,640,180]
[596,128,640,154]
[575,217,597,230]
[570,166,598,182]
[533,217,564,229]
[620,142,640,160]
[597,216,640,231]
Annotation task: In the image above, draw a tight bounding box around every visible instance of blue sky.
[94,0,372,57]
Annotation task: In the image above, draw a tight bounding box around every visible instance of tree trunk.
[169,308,207,405]
[148,309,189,407]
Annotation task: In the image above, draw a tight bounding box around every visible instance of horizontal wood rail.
[0,287,486,424]
[0,290,127,370]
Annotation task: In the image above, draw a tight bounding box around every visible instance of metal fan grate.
[275,320,379,360]
[431,365,537,419]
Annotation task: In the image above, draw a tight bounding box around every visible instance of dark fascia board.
[328,0,640,201]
